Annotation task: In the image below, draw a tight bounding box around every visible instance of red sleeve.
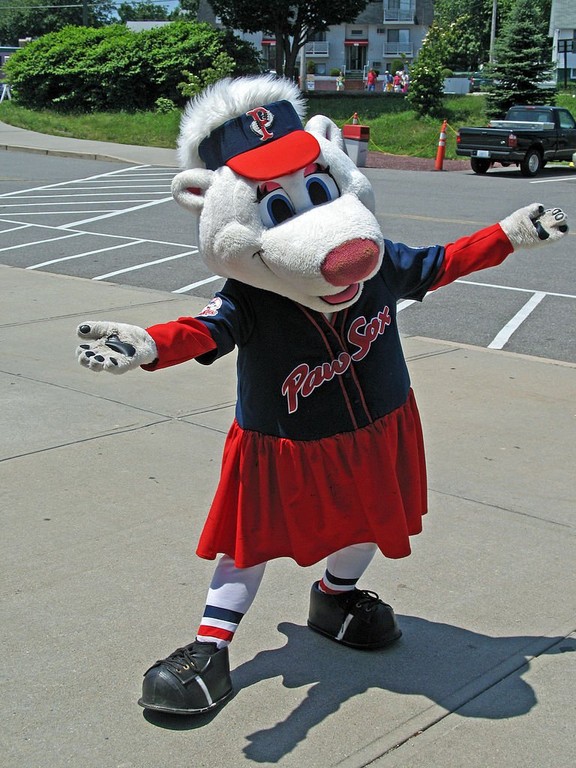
[431,223,513,290]
[141,317,217,371]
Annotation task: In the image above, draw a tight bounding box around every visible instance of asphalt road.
[1,150,575,363]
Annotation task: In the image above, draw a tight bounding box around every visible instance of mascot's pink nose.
[321,239,380,286]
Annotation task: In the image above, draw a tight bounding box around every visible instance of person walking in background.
[336,72,345,92]
[401,71,410,93]
[366,68,376,92]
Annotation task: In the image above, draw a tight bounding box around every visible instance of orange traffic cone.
[352,112,359,125]
[434,119,448,171]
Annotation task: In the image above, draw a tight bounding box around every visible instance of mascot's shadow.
[143,616,574,762]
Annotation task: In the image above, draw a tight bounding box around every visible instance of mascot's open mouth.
[321,284,360,305]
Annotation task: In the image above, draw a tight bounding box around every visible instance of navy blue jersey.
[196,239,444,440]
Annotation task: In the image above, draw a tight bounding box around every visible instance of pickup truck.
[456,105,576,176]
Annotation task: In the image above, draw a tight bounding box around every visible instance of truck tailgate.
[457,128,514,150]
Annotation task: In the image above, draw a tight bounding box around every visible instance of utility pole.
[82,0,88,26]
[299,46,307,92]
[299,26,308,93]
[489,0,497,63]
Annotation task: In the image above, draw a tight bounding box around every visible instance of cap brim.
[226,130,320,181]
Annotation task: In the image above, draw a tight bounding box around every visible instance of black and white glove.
[76,321,157,373]
[500,203,568,248]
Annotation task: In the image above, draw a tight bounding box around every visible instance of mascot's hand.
[500,203,568,248]
[76,321,157,373]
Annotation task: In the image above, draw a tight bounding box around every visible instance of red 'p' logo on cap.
[246,107,274,141]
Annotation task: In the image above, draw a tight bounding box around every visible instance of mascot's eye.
[304,167,340,207]
[258,186,296,227]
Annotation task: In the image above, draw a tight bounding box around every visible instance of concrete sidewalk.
[2,265,575,768]
[1,125,575,767]
[1,118,179,165]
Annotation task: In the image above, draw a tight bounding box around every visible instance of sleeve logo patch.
[198,297,223,317]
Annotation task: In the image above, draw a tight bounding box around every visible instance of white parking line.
[530,177,576,184]
[51,184,171,189]
[0,200,171,208]
[27,240,146,269]
[0,231,84,253]
[488,292,546,349]
[0,216,196,249]
[10,192,169,198]
[3,210,117,216]
[93,250,199,280]
[0,223,30,234]
[0,165,153,197]
[457,278,576,300]
[62,197,173,228]
[172,275,222,293]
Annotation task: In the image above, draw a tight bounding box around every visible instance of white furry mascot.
[76,75,568,715]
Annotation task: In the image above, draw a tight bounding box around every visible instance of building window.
[387,29,410,44]
[261,44,276,71]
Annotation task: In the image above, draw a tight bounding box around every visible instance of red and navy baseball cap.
[198,99,320,181]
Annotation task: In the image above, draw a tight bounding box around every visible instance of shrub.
[155,97,177,114]
[4,21,261,112]
[406,23,445,118]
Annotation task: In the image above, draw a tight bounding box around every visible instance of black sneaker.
[138,641,233,715]
[307,581,402,650]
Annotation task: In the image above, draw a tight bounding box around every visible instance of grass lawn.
[1,91,575,160]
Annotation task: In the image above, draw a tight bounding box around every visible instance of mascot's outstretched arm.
[76,321,158,373]
[76,316,217,373]
[431,203,568,290]
[75,201,568,374]
[500,203,568,245]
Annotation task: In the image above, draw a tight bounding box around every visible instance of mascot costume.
[76,75,568,715]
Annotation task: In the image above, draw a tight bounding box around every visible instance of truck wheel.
[471,158,490,174]
[520,149,542,177]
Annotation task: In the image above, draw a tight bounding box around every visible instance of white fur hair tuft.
[177,74,307,170]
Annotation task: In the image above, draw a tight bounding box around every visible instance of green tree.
[0,0,114,45]
[484,0,554,118]
[434,0,492,69]
[434,0,552,71]
[406,22,445,118]
[208,0,369,80]
[117,2,170,23]
[440,14,483,72]
[175,0,199,14]
[4,20,261,111]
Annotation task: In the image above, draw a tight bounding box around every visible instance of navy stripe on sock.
[203,604,244,623]
[325,569,359,586]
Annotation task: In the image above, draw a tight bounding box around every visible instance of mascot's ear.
[171,168,215,213]
[304,115,345,152]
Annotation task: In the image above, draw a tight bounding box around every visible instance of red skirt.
[196,389,427,568]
